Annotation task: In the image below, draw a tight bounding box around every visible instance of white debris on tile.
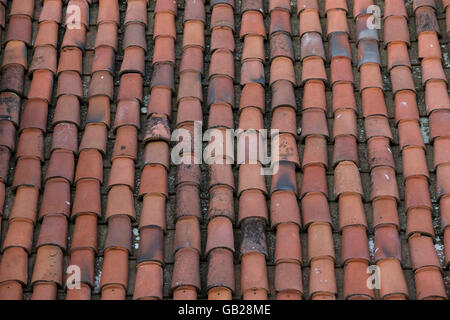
[419,117,430,144]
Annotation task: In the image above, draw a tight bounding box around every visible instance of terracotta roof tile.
[0,92,20,126]
[377,258,408,299]
[270,191,301,227]
[326,9,349,36]
[271,106,297,136]
[330,56,354,85]
[211,26,235,52]
[120,46,145,74]
[97,0,120,25]
[0,64,24,96]
[356,14,379,42]
[300,146,328,177]
[270,161,298,193]
[35,21,59,48]
[44,149,75,183]
[301,192,332,229]
[140,194,166,230]
[207,76,235,110]
[415,6,439,35]
[2,39,27,68]
[207,248,235,297]
[31,245,64,286]
[5,15,32,46]
[270,8,291,34]
[72,179,101,217]
[414,266,447,300]
[301,32,325,61]
[39,178,71,218]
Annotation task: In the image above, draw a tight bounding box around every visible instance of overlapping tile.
[133,0,175,300]
[327,0,374,300]
[63,0,102,300]
[268,0,303,300]
[0,0,46,300]
[97,0,134,300]
[298,0,337,300]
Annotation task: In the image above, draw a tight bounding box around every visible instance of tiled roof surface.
[0,0,449,300]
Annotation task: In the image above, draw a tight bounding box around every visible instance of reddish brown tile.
[29,45,57,75]
[125,0,147,25]
[414,266,447,300]
[301,32,325,61]
[270,191,301,228]
[398,119,425,150]
[394,90,419,124]
[326,9,349,36]
[343,260,374,300]
[334,160,363,198]
[56,71,83,99]
[301,56,327,84]
[271,32,294,61]
[36,21,59,48]
[418,31,441,59]
[51,122,78,154]
[211,27,235,52]
[338,193,367,229]
[12,157,41,189]
[72,178,101,218]
[367,136,395,170]
[207,248,235,298]
[302,135,327,168]
[377,259,408,299]
[272,82,296,112]
[238,189,268,223]
[270,57,296,86]
[301,192,332,229]
[240,11,265,38]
